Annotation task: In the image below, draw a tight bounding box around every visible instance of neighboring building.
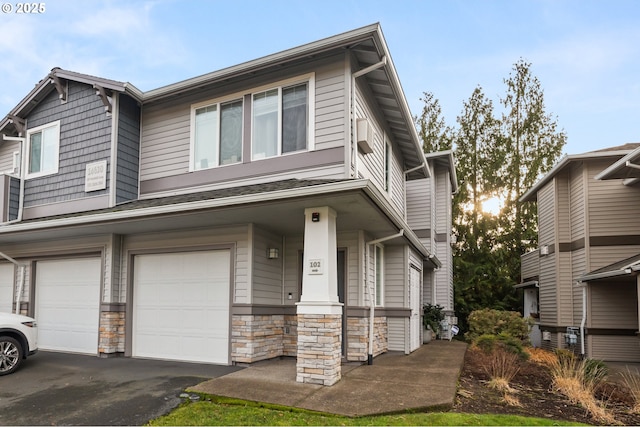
[0,24,456,385]
[519,144,640,362]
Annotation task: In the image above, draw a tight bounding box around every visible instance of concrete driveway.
[0,351,241,426]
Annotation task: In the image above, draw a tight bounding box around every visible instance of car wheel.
[0,336,23,376]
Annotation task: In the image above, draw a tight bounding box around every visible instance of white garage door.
[35,258,101,354]
[0,263,14,313]
[133,250,231,364]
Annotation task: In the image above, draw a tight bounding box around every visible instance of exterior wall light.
[267,248,279,259]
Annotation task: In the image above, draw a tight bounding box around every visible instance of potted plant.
[423,303,444,343]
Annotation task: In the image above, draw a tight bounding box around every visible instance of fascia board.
[520,151,633,203]
[595,145,640,180]
[143,23,381,102]
[425,150,459,193]
[0,180,370,235]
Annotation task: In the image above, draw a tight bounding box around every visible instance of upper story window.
[252,74,314,160]
[192,98,243,170]
[190,73,314,170]
[26,121,60,179]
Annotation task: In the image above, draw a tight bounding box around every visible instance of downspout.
[350,56,387,179]
[2,135,26,223]
[578,281,587,357]
[0,251,25,315]
[365,229,404,365]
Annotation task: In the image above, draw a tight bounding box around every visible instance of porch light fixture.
[267,248,279,259]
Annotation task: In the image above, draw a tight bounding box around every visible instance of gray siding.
[139,55,347,192]
[406,179,431,231]
[384,245,406,308]
[570,165,585,242]
[252,226,283,304]
[591,336,640,362]
[24,82,112,207]
[0,139,19,173]
[120,226,249,304]
[387,317,406,351]
[8,176,19,220]
[116,95,140,203]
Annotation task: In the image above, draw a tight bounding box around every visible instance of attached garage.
[35,258,102,354]
[132,250,231,364]
[0,263,14,313]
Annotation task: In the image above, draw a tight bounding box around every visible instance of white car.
[0,312,38,375]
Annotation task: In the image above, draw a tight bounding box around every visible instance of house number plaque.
[308,259,324,275]
[85,160,107,192]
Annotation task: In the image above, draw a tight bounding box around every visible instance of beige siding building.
[520,144,640,361]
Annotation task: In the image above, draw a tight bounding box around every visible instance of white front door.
[409,265,422,352]
[35,258,101,354]
[0,263,14,313]
[132,250,231,364]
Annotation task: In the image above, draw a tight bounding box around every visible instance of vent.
[356,118,374,154]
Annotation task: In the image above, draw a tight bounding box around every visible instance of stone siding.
[346,316,388,361]
[98,311,125,354]
[296,314,342,386]
[231,315,285,363]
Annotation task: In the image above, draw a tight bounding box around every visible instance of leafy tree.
[498,59,567,281]
[416,60,566,336]
[414,91,453,152]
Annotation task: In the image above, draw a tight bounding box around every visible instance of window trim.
[375,244,384,306]
[25,120,61,179]
[189,72,315,170]
[190,93,245,172]
[250,72,315,161]
[384,135,392,193]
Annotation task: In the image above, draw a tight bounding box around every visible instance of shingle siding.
[116,94,140,203]
[24,82,112,207]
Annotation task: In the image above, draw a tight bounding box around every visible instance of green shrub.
[474,333,529,360]
[466,308,530,343]
[423,303,445,333]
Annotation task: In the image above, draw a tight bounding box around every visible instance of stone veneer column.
[296,207,342,386]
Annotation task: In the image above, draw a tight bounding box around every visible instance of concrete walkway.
[191,340,468,417]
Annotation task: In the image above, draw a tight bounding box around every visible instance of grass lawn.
[148,396,586,426]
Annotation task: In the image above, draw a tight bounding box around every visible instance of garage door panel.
[35,258,101,354]
[133,250,231,364]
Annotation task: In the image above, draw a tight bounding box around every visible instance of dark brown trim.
[522,275,539,283]
[558,243,571,253]
[435,233,448,243]
[231,304,297,316]
[346,306,411,318]
[590,235,640,247]
[539,325,639,336]
[586,328,638,336]
[140,146,344,195]
[572,237,585,251]
[414,229,431,239]
[101,303,126,312]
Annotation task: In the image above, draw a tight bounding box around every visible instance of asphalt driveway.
[0,351,241,426]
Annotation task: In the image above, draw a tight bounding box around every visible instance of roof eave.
[595,145,640,180]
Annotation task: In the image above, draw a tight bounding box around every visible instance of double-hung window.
[252,79,310,160]
[26,121,60,178]
[192,98,243,170]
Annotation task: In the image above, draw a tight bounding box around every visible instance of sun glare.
[481,196,503,216]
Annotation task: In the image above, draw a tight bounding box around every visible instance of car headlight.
[21,321,36,328]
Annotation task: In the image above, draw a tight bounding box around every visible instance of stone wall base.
[296,313,341,386]
[98,311,125,354]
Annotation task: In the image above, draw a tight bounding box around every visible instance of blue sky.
[1,0,638,155]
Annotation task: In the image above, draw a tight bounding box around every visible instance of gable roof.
[424,150,458,193]
[1,24,427,178]
[594,143,640,181]
[578,252,640,282]
[520,143,640,202]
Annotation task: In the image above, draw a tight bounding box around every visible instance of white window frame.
[251,73,315,161]
[25,120,60,179]
[375,244,384,306]
[190,94,244,172]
